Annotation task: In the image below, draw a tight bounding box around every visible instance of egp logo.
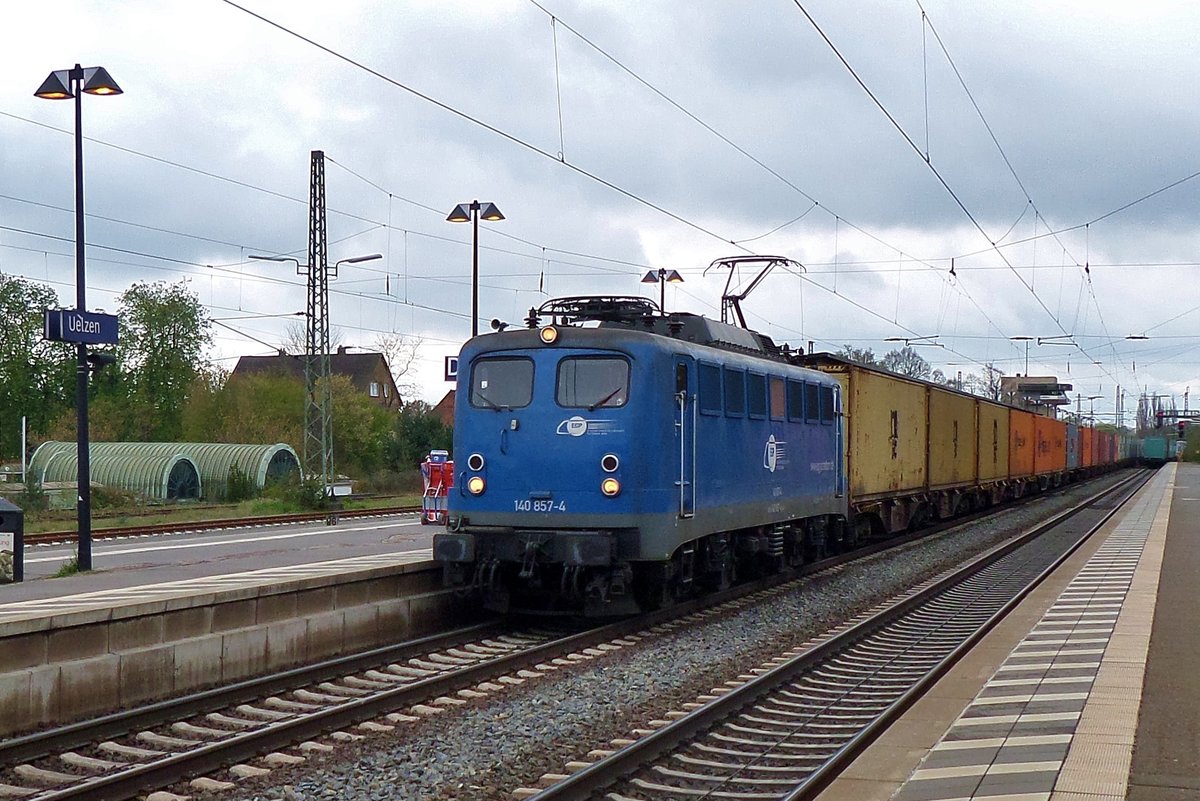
[557,416,589,437]
[764,435,778,472]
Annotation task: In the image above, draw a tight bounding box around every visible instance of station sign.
[444,355,459,382]
[44,309,119,345]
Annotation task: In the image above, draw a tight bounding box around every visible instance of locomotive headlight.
[467,453,485,471]
[539,326,559,345]
[601,453,620,472]
[600,477,621,497]
[467,476,486,495]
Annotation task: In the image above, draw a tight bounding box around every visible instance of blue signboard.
[44,310,120,345]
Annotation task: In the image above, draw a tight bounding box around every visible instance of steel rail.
[527,468,1151,800]
[6,487,983,801]
[8,471,1141,800]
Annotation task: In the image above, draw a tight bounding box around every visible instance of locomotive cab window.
[557,356,630,409]
[747,373,767,418]
[805,382,820,423]
[698,362,722,415]
[470,357,533,409]
[819,385,836,424]
[769,376,786,421]
[723,367,746,417]
[787,379,805,422]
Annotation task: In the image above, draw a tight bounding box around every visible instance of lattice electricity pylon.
[304,150,333,495]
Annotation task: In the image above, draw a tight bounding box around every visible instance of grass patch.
[53,557,80,578]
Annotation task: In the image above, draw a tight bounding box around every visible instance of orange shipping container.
[1034,416,1067,475]
[1081,426,1095,467]
[1009,409,1036,478]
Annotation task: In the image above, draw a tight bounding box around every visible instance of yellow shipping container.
[927,387,978,488]
[976,400,1010,481]
[823,363,929,500]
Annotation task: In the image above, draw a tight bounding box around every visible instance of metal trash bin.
[0,498,24,583]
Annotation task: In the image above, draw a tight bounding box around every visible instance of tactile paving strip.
[891,467,1173,801]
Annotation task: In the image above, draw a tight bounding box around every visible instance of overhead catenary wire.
[789,0,1129,394]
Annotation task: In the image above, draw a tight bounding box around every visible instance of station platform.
[0,512,437,608]
[0,519,446,736]
[819,462,1197,801]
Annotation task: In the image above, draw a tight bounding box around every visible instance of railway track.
[23,505,421,546]
[0,472,1141,800]
[0,491,976,801]
[518,468,1150,801]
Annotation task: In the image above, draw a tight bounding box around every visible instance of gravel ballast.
[227,473,1134,801]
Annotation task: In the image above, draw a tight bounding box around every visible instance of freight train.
[433,293,1126,615]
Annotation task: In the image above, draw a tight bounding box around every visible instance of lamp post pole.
[447,200,505,338]
[71,67,91,571]
[471,204,480,338]
[640,268,684,312]
[36,63,122,572]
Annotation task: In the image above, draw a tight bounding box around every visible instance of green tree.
[182,370,302,445]
[182,370,394,479]
[0,275,74,459]
[112,280,214,440]
[328,374,393,475]
[386,400,452,472]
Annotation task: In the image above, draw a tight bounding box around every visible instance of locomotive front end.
[434,322,654,615]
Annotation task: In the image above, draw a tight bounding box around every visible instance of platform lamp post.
[446,201,504,337]
[35,64,122,572]
[641,268,684,312]
[1088,394,1103,426]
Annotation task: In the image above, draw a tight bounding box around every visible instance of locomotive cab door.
[674,357,696,518]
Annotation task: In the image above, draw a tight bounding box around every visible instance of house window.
[369,382,381,397]
[384,384,391,398]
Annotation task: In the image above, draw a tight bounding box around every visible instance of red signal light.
[1179,421,1187,439]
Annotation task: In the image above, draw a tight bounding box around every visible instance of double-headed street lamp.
[446,200,504,337]
[35,64,123,572]
[641,268,683,312]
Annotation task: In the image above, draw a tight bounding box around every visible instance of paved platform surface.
[0,513,436,627]
[819,463,1195,801]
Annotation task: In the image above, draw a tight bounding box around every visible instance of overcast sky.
[4,0,1199,424]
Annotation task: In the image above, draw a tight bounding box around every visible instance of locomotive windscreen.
[470,357,533,409]
[557,356,630,408]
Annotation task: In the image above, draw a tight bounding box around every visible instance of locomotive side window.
[698,362,722,415]
[819,385,836,423]
[787,379,805,422]
[470,357,534,409]
[557,357,630,409]
[747,373,767,418]
[769,376,786,421]
[723,367,746,417]
[805,382,820,423]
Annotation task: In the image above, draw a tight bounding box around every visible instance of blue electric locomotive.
[433,297,848,615]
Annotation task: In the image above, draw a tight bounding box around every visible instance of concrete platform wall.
[0,563,471,737]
